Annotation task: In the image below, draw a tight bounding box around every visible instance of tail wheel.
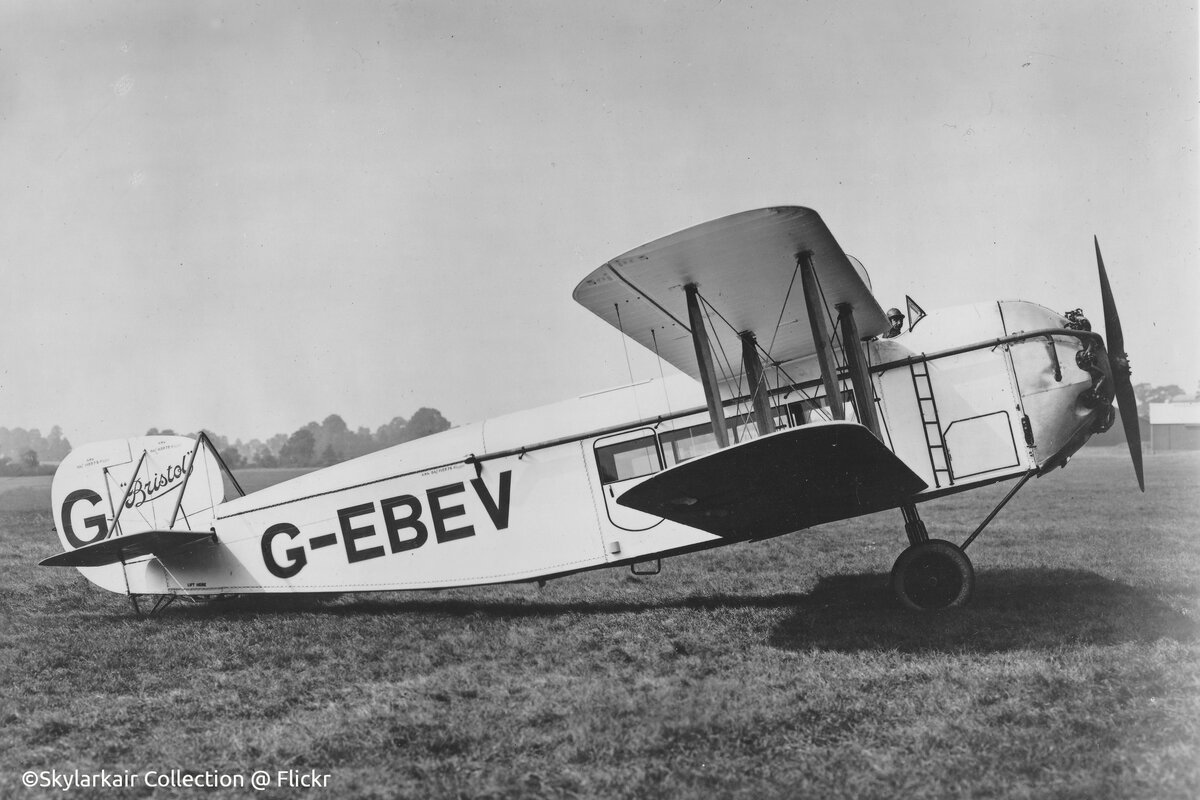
[890,539,975,611]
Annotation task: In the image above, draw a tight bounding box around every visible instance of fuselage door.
[592,428,664,532]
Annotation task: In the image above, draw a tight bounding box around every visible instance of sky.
[1,1,1196,446]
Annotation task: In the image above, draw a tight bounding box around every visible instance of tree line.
[0,426,71,475]
[147,407,451,470]
[1133,383,1190,414]
[0,408,450,475]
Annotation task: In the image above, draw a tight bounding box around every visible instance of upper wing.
[615,422,926,540]
[573,207,887,385]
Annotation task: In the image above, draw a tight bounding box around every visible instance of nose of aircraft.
[1095,236,1144,492]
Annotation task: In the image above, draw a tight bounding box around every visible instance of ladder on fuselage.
[909,360,952,488]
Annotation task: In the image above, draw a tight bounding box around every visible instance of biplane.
[41,207,1143,612]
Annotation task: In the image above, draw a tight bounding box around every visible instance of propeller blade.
[1095,237,1124,360]
[1112,374,1145,492]
[1095,237,1144,491]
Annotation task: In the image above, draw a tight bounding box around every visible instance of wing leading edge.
[573,207,888,386]
[615,422,926,540]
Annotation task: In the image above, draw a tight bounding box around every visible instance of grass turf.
[1,451,1196,798]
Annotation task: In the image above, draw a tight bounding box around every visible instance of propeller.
[1095,236,1144,491]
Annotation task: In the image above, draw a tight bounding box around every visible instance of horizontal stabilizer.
[616,422,926,539]
[40,530,215,568]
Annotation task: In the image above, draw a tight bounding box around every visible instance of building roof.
[1149,402,1200,425]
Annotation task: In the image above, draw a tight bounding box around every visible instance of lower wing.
[617,422,926,540]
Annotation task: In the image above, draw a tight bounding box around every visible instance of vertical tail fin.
[45,435,227,592]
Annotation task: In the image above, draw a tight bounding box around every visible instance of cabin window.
[595,435,662,484]
[786,390,856,425]
[661,421,740,467]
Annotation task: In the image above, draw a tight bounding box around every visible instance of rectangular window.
[595,435,662,484]
[661,421,740,468]
[786,390,856,425]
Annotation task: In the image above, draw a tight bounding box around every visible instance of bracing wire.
[811,268,847,374]
[698,296,747,403]
[700,291,772,434]
[698,292,766,441]
[696,291,757,441]
[699,294,739,395]
[757,259,800,430]
[701,304,735,384]
[614,302,642,420]
[650,328,674,419]
[696,286,814,438]
[767,259,801,355]
[614,303,636,385]
[686,274,849,437]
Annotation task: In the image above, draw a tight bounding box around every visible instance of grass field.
[1,452,1197,799]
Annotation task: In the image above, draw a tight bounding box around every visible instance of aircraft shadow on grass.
[169,567,1196,654]
[765,567,1198,654]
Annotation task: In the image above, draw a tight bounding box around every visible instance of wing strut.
[685,283,730,449]
[798,252,845,419]
[837,303,882,439]
[740,332,775,436]
[107,449,149,538]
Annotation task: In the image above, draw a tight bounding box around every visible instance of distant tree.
[1133,383,1186,417]
[219,447,246,470]
[318,413,370,461]
[403,407,451,442]
[239,439,265,462]
[278,428,316,468]
[266,433,288,457]
[318,444,339,466]
[322,414,348,435]
[25,429,47,459]
[374,416,410,448]
[253,448,279,468]
[1149,385,1184,403]
[344,426,374,459]
[20,449,39,470]
[145,427,181,436]
[2,427,33,461]
[44,426,71,462]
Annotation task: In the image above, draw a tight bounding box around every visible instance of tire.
[890,539,975,611]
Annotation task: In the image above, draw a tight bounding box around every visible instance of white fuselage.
[70,300,1100,597]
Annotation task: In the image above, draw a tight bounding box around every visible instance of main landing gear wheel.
[890,539,975,611]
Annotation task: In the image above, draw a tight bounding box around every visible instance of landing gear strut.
[889,472,1037,611]
[890,504,975,611]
